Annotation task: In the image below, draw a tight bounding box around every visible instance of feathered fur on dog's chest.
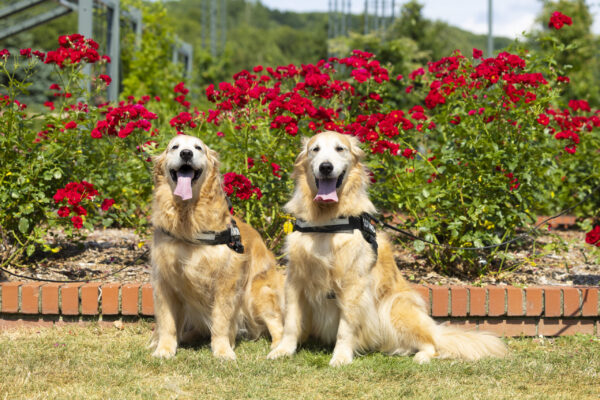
[285,230,376,297]
[152,232,247,307]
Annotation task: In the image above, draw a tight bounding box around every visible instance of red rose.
[57,206,70,218]
[71,215,83,229]
[101,198,115,211]
[98,74,111,86]
[537,114,550,126]
[585,226,600,246]
[472,48,483,59]
[64,121,77,129]
[548,11,572,30]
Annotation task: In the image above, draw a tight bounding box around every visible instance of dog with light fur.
[267,130,506,366]
[149,134,284,360]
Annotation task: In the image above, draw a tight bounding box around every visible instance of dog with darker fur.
[268,131,506,366]
[149,134,284,360]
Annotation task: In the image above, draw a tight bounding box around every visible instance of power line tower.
[200,0,226,58]
[363,0,396,35]
[327,0,352,56]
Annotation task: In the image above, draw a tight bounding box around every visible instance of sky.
[258,0,600,38]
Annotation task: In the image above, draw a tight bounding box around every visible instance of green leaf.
[413,240,425,253]
[26,244,35,257]
[18,217,29,234]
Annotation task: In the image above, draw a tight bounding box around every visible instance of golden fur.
[268,131,506,366]
[149,135,284,360]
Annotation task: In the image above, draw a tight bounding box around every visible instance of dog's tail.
[434,324,507,361]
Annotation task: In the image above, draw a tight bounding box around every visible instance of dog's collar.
[293,212,378,256]
[157,219,244,254]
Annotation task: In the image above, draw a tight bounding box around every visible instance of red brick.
[525,287,543,316]
[562,288,580,317]
[121,283,140,316]
[141,283,154,316]
[81,283,101,315]
[21,283,43,314]
[430,286,449,317]
[581,288,598,317]
[412,285,430,314]
[544,287,562,317]
[450,287,468,317]
[41,283,61,314]
[507,287,524,316]
[504,318,537,337]
[469,287,486,316]
[488,286,506,316]
[1,282,22,313]
[481,319,504,336]
[101,283,120,315]
[539,318,595,336]
[61,283,83,315]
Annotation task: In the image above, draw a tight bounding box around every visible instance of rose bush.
[0,35,160,260]
[1,9,598,272]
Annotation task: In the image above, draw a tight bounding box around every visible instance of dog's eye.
[312,146,320,152]
[172,145,179,150]
[195,145,202,151]
[336,146,345,152]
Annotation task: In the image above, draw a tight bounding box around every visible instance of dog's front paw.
[267,341,296,359]
[213,346,237,361]
[152,339,177,359]
[329,347,354,367]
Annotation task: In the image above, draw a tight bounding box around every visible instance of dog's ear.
[291,137,310,177]
[152,151,167,185]
[347,134,365,161]
[205,145,220,170]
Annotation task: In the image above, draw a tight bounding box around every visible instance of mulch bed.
[1,227,599,286]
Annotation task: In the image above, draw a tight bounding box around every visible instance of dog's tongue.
[314,178,338,203]
[173,170,194,200]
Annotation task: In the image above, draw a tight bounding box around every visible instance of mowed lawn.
[1,322,599,400]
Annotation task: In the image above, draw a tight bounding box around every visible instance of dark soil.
[1,228,599,286]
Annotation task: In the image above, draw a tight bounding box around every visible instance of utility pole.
[221,0,226,52]
[210,0,216,57]
[201,0,207,48]
[487,0,493,57]
[364,0,368,34]
[374,0,378,31]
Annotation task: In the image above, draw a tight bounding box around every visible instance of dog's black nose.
[319,162,334,176]
[180,149,193,161]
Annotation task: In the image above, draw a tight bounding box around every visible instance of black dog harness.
[158,218,244,254]
[293,212,378,256]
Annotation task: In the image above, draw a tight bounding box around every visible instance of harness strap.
[293,212,378,256]
[158,219,245,254]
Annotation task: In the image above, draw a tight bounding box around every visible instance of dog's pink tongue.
[173,170,194,200]
[314,178,338,203]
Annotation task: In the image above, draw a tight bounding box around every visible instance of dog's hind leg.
[249,270,285,348]
[267,279,306,359]
[388,294,438,364]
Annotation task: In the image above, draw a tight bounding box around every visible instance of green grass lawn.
[1,322,599,400]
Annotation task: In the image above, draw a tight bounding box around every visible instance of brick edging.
[1,282,599,336]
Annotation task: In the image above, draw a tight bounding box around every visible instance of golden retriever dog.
[267,130,506,366]
[149,134,284,360]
